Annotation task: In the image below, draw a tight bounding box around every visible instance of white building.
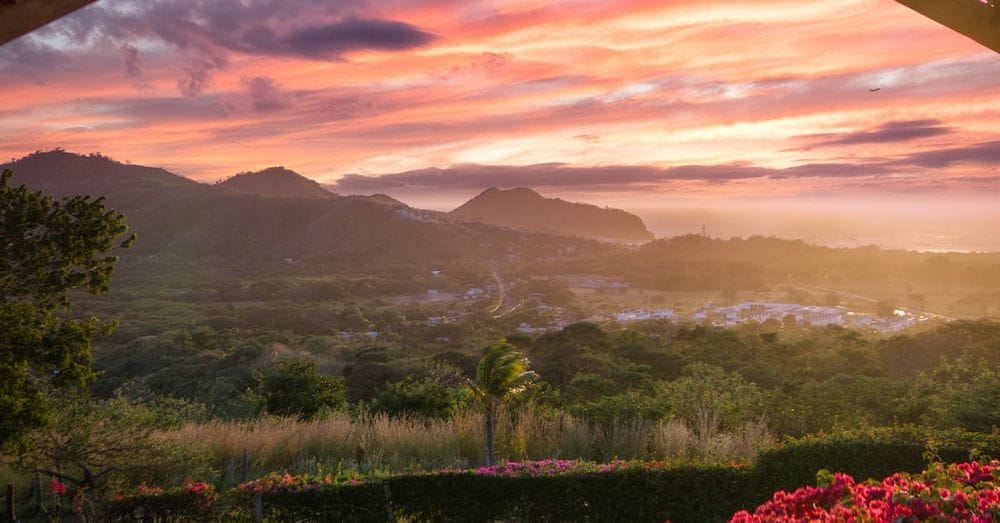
[615,308,675,322]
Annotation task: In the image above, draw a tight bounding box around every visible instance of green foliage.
[922,357,1000,432]
[370,376,466,420]
[469,339,538,404]
[0,169,131,451]
[0,169,132,306]
[569,391,664,425]
[657,363,766,434]
[380,465,752,522]
[13,397,209,492]
[753,426,1000,493]
[256,355,346,420]
[103,481,217,522]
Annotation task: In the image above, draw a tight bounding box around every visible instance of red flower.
[733,461,999,523]
[185,481,209,494]
[49,479,66,495]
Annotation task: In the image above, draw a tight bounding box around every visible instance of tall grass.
[162,408,773,484]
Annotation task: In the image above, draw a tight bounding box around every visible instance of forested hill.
[451,187,655,242]
[1,151,596,272]
[216,167,334,199]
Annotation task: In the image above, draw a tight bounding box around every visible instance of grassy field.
[161,409,772,485]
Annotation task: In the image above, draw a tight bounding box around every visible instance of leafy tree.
[370,376,465,419]
[565,373,618,404]
[9,397,205,492]
[569,391,664,426]
[771,375,920,436]
[0,169,132,451]
[657,363,766,437]
[256,356,346,419]
[468,339,537,466]
[924,357,1000,432]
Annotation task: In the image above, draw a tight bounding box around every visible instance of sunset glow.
[1,0,998,207]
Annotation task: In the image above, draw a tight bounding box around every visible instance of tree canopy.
[0,169,132,451]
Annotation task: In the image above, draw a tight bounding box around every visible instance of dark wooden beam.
[896,0,1000,53]
[0,0,97,45]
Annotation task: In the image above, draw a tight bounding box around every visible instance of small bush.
[754,425,1000,492]
[104,481,216,521]
[733,460,1000,521]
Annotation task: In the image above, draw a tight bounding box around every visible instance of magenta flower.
[49,479,66,495]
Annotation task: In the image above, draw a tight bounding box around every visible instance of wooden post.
[253,493,263,523]
[33,473,42,510]
[241,449,249,483]
[5,484,15,523]
[382,484,395,522]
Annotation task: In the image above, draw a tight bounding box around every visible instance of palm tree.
[468,339,538,466]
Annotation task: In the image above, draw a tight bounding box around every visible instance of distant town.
[372,271,939,339]
[512,302,928,336]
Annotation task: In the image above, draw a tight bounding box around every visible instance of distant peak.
[217,166,332,198]
[218,166,300,182]
[451,186,653,241]
[472,187,542,199]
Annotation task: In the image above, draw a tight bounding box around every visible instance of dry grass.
[163,409,774,484]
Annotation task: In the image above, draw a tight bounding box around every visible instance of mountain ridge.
[0,151,597,271]
[451,187,654,242]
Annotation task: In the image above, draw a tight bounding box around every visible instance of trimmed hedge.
[384,464,752,522]
[103,427,1000,522]
[220,464,755,522]
[104,482,216,521]
[755,426,1000,493]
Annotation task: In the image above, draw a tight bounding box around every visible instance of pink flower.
[732,461,998,523]
[49,479,66,495]
[184,481,209,494]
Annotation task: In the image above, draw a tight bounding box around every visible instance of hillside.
[347,193,409,208]
[451,187,654,242]
[216,167,333,199]
[0,150,202,201]
[0,151,594,272]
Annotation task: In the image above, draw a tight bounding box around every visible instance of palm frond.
[469,339,538,401]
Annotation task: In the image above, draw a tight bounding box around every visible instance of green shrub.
[754,425,1000,492]
[104,481,216,521]
[256,356,346,419]
[369,377,465,420]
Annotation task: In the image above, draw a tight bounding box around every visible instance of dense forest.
[88,318,1000,437]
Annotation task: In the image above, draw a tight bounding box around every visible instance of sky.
[1,0,999,210]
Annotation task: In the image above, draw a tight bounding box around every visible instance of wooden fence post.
[382,484,395,522]
[241,449,249,484]
[253,493,263,523]
[33,473,42,510]
[5,484,15,523]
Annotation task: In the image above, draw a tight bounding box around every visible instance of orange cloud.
[0,0,997,205]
